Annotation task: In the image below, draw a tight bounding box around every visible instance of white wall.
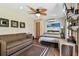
[40,18,65,35]
[0,6,34,35]
[40,20,48,35]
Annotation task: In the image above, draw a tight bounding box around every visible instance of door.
[35,21,40,39]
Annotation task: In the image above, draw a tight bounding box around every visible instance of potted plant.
[60,28,65,39]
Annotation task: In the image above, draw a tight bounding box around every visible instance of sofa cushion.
[7,40,32,55]
[0,33,27,43]
[7,39,32,49]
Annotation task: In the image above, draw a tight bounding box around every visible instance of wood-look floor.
[18,39,78,56]
[33,39,78,56]
[47,48,59,56]
[33,39,59,56]
[19,44,46,56]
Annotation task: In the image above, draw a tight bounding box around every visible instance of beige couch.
[0,33,33,56]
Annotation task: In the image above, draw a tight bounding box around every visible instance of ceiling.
[0,3,77,20]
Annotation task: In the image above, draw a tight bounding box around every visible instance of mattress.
[39,33,61,43]
[41,34,60,38]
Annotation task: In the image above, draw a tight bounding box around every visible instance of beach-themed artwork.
[47,20,60,32]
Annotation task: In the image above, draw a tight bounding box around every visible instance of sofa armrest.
[26,34,33,39]
[0,40,7,56]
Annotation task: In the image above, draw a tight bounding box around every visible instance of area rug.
[18,44,49,56]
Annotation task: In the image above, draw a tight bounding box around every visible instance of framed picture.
[11,20,18,28]
[20,22,25,28]
[0,18,9,27]
[47,20,60,32]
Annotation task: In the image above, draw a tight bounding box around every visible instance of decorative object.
[11,20,18,28]
[67,36,76,44]
[0,18,9,27]
[68,25,79,31]
[20,22,25,28]
[75,9,79,14]
[60,28,65,39]
[67,15,79,32]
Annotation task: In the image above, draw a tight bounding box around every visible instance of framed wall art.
[11,20,18,28]
[0,18,9,27]
[47,20,60,32]
[20,22,25,28]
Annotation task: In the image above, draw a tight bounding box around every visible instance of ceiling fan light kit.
[35,13,41,19]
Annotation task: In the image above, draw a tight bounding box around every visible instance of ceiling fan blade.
[40,12,47,15]
[28,12,36,14]
[39,9,47,12]
[27,5,36,12]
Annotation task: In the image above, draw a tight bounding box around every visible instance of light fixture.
[36,13,40,19]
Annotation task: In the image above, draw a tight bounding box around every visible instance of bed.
[39,20,61,43]
[39,32,61,43]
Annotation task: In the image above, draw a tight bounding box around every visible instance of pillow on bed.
[47,30,59,32]
[45,31,60,35]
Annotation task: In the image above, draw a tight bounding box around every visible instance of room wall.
[0,6,35,36]
[40,17,65,35]
[40,20,48,35]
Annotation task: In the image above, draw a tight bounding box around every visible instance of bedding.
[39,32,61,43]
[41,33,60,38]
[44,32,60,35]
[39,36,60,43]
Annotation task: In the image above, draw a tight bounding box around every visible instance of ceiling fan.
[27,5,47,16]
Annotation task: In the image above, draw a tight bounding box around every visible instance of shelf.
[71,14,79,20]
[69,26,79,31]
[68,14,79,20]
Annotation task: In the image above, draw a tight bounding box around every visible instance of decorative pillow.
[47,30,59,32]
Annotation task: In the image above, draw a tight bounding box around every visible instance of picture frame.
[20,22,25,28]
[11,20,18,28]
[47,20,60,32]
[0,18,9,27]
